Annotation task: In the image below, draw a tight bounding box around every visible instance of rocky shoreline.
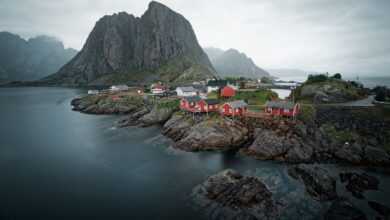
[71,93,390,167]
[191,167,388,220]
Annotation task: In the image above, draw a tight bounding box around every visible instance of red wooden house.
[198,99,220,112]
[265,101,299,117]
[220,100,248,116]
[180,96,220,113]
[220,86,236,98]
[180,96,202,112]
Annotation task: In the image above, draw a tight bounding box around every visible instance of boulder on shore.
[288,164,337,201]
[163,114,249,151]
[192,169,280,220]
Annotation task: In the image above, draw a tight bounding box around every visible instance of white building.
[88,90,99,95]
[151,84,167,95]
[110,85,129,92]
[176,86,197,97]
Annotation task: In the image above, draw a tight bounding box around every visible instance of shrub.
[307,74,328,83]
[332,73,342,79]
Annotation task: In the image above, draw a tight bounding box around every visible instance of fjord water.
[1,87,390,219]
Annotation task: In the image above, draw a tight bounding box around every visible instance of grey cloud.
[0,0,389,76]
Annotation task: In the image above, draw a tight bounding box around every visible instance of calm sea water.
[0,87,389,219]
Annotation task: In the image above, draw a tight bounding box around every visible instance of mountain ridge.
[204,47,270,79]
[0,31,77,82]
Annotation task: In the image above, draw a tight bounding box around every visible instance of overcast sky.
[1,0,389,77]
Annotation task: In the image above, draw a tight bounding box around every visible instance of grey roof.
[192,85,207,93]
[265,101,295,109]
[207,80,228,87]
[177,86,196,92]
[203,99,220,105]
[183,96,202,103]
[226,100,248,108]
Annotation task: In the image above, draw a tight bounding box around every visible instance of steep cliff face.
[0,32,77,81]
[46,1,216,86]
[204,47,270,79]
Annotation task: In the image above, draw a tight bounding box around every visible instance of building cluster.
[88,79,300,118]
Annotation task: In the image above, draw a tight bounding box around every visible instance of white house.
[88,90,99,95]
[206,80,228,93]
[151,84,167,95]
[176,86,197,97]
[110,85,129,92]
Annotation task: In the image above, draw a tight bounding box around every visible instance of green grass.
[320,123,358,143]
[298,104,316,123]
[156,98,180,110]
[229,89,278,105]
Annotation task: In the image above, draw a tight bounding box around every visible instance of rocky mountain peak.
[44,1,215,86]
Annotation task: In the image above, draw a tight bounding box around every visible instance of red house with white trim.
[180,96,220,113]
[265,101,299,117]
[220,86,236,98]
[220,100,248,116]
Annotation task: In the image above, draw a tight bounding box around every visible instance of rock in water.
[192,169,280,220]
[45,1,216,86]
[288,164,337,201]
[340,172,379,199]
[325,199,367,220]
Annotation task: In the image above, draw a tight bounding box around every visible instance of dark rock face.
[46,1,216,86]
[162,114,249,151]
[340,172,379,199]
[325,199,367,220]
[192,169,280,220]
[204,47,270,79]
[288,164,337,201]
[368,201,390,218]
[0,32,77,81]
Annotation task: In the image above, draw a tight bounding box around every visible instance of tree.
[332,73,342,79]
[373,86,388,101]
[307,74,328,83]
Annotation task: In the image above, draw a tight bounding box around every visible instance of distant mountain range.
[44,1,216,86]
[204,47,270,79]
[0,32,77,82]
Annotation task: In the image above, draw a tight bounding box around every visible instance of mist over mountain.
[0,32,77,82]
[204,47,270,79]
[45,1,216,86]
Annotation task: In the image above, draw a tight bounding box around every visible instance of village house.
[180,96,202,112]
[206,80,227,93]
[220,100,248,116]
[180,96,220,113]
[88,90,99,95]
[176,86,198,97]
[110,85,129,92]
[265,101,299,117]
[192,84,208,99]
[220,85,236,98]
[151,84,167,95]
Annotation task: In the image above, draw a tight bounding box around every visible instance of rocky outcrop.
[45,1,216,86]
[138,105,176,126]
[340,172,379,199]
[162,114,249,151]
[192,169,280,220]
[288,164,337,201]
[71,94,144,115]
[325,199,367,220]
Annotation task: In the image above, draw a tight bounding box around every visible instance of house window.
[284,109,290,113]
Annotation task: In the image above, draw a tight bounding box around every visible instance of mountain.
[0,32,77,82]
[204,47,270,79]
[45,1,216,86]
